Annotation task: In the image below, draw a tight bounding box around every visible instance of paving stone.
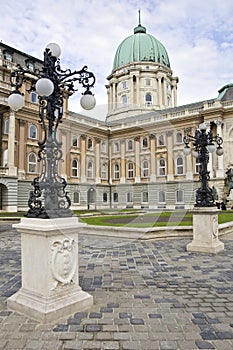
[102,341,120,349]
[195,340,215,349]
[1,228,233,349]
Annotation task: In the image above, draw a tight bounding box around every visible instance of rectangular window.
[142,191,149,203]
[30,92,38,103]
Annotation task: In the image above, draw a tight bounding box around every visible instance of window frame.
[87,160,94,178]
[114,163,120,179]
[28,152,37,174]
[71,159,79,177]
[176,156,184,175]
[141,159,149,178]
[29,124,38,140]
[158,158,166,176]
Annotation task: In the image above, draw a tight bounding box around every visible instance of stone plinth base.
[187,207,224,254]
[7,217,93,323]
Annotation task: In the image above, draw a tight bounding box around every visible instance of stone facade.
[0,40,233,212]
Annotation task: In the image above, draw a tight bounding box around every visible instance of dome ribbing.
[112,23,170,71]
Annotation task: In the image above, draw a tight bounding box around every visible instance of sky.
[1,0,233,120]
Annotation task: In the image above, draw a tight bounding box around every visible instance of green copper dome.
[113,23,170,71]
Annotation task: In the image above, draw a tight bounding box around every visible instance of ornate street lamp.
[183,121,223,207]
[8,43,96,218]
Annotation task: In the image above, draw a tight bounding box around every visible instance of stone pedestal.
[7,217,93,323]
[187,207,224,254]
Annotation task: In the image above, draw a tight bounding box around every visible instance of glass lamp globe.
[199,122,207,131]
[207,144,215,153]
[193,151,199,158]
[8,92,25,111]
[36,78,54,97]
[46,43,61,58]
[80,93,96,110]
[183,147,191,156]
[216,147,224,156]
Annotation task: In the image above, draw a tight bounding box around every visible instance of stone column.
[120,140,126,184]
[166,131,174,181]
[187,208,224,254]
[215,120,224,178]
[134,136,140,183]
[112,81,117,109]
[7,110,17,176]
[18,119,26,179]
[136,75,140,107]
[80,134,86,182]
[95,137,101,183]
[185,151,193,180]
[61,131,68,179]
[158,77,162,108]
[7,217,93,323]
[173,85,177,107]
[149,134,156,181]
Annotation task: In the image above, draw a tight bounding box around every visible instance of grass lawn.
[79,211,233,228]
[1,210,233,228]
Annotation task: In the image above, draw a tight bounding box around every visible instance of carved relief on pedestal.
[51,238,77,287]
[212,216,218,238]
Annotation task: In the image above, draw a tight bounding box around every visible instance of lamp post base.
[187,207,224,254]
[7,217,93,323]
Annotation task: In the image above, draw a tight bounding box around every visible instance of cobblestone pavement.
[1,222,233,350]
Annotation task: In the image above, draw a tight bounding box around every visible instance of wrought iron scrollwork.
[9,45,95,218]
[184,122,223,207]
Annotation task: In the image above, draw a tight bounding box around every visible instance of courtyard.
[0,222,233,349]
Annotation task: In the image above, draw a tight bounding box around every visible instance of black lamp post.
[184,121,223,207]
[8,43,96,218]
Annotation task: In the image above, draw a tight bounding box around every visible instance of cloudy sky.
[1,0,233,119]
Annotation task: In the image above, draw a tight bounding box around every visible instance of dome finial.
[138,9,141,26]
[134,10,146,34]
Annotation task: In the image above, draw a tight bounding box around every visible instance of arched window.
[158,158,166,176]
[127,161,134,178]
[176,189,184,203]
[195,157,202,173]
[101,141,107,153]
[142,137,148,149]
[72,135,78,147]
[101,163,108,179]
[127,139,133,151]
[114,163,120,179]
[158,134,165,146]
[145,93,152,105]
[4,119,9,134]
[103,192,108,203]
[28,152,37,173]
[122,81,127,89]
[72,159,79,177]
[127,192,133,203]
[113,192,118,202]
[142,191,149,203]
[30,92,38,103]
[176,132,183,144]
[158,190,166,203]
[87,138,93,150]
[142,160,149,178]
[176,156,184,175]
[87,161,94,178]
[3,149,8,167]
[29,124,37,139]
[73,191,80,204]
[122,95,127,105]
[113,142,120,153]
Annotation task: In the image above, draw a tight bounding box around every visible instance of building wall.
[0,43,233,212]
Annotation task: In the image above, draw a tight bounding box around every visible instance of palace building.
[0,20,233,212]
